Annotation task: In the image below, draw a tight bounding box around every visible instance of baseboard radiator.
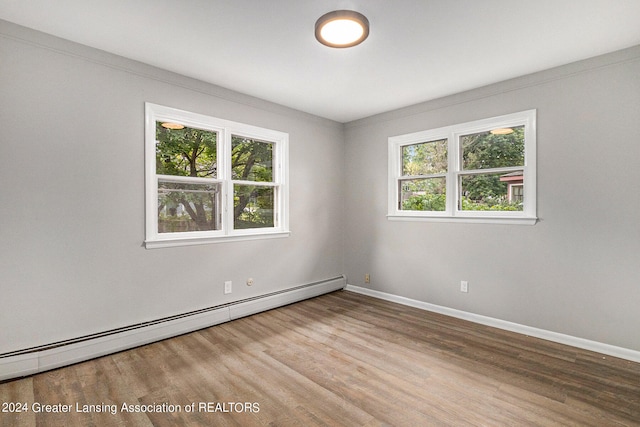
[0,275,346,382]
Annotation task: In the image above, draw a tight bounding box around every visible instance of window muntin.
[158,178,222,233]
[388,110,536,224]
[155,122,222,234]
[399,139,448,212]
[510,183,524,202]
[145,103,289,247]
[230,136,278,230]
[457,125,526,212]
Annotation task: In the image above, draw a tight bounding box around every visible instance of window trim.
[145,103,289,248]
[388,110,537,225]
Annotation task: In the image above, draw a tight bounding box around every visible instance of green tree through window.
[156,123,219,232]
[231,137,275,229]
[155,125,278,232]
[400,139,447,211]
[145,103,289,247]
[388,109,536,222]
[460,126,524,211]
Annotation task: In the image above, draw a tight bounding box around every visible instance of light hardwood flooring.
[1,290,639,426]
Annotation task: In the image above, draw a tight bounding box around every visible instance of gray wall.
[0,21,345,354]
[2,19,639,356]
[344,46,640,351]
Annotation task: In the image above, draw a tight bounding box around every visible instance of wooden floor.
[1,290,639,426]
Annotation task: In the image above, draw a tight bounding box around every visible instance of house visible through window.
[145,103,289,248]
[388,110,536,224]
[500,172,524,203]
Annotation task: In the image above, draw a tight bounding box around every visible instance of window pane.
[400,177,446,211]
[402,139,447,176]
[155,122,217,178]
[460,172,524,211]
[234,185,275,229]
[232,136,273,182]
[461,125,524,170]
[511,184,524,202]
[158,180,221,233]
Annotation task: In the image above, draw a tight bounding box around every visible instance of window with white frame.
[145,103,289,248]
[388,110,536,224]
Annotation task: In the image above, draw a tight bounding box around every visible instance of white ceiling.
[2,0,640,122]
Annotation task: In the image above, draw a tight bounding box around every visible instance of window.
[145,103,289,248]
[388,110,536,224]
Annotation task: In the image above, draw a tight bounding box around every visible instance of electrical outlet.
[460,281,469,293]
[364,274,370,284]
[224,281,232,295]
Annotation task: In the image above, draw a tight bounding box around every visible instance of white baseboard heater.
[0,275,346,382]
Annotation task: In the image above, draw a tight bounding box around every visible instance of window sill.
[145,231,291,249]
[387,215,537,225]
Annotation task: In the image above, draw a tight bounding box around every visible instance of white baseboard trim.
[345,285,640,363]
[0,276,346,382]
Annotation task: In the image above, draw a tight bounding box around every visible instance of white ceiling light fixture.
[161,122,185,130]
[315,10,369,48]
[490,128,514,135]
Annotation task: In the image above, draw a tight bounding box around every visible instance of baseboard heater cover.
[0,276,346,382]
[229,277,347,320]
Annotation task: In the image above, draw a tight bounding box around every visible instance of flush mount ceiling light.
[490,128,514,135]
[161,122,185,130]
[315,10,369,48]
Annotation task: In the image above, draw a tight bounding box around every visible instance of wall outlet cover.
[460,281,469,293]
